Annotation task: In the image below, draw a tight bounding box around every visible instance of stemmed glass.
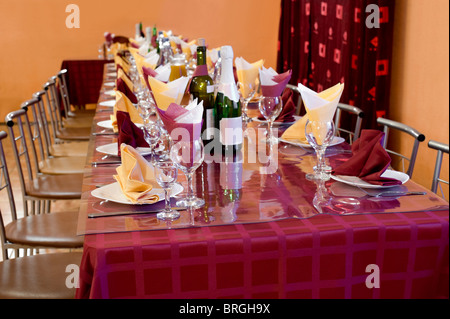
[170,137,205,208]
[238,81,258,122]
[154,160,180,221]
[143,122,161,166]
[258,96,283,144]
[304,119,335,181]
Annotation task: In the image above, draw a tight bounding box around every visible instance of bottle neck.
[220,57,234,84]
[197,46,207,66]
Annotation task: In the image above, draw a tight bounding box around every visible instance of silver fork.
[355,185,427,198]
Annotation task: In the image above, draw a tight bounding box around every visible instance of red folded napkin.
[258,88,296,123]
[116,111,149,156]
[260,70,292,97]
[156,103,202,142]
[116,78,138,104]
[333,130,402,186]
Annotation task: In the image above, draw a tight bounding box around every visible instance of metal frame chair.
[56,69,95,119]
[18,98,85,175]
[32,90,89,157]
[285,84,303,116]
[5,108,83,216]
[334,103,364,144]
[42,78,91,142]
[0,250,82,299]
[377,117,425,178]
[428,140,449,200]
[0,130,83,261]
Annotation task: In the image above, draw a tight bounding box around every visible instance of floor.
[0,123,81,262]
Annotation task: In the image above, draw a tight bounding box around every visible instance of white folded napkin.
[154,64,171,83]
[148,76,190,110]
[298,83,344,122]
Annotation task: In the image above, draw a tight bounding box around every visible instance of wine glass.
[238,81,258,122]
[143,122,161,166]
[304,119,335,181]
[258,96,283,144]
[155,129,172,162]
[170,137,205,208]
[154,160,180,221]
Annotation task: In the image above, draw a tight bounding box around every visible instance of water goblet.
[258,96,283,144]
[238,81,258,122]
[154,160,180,221]
[143,122,161,166]
[304,119,335,181]
[170,137,205,208]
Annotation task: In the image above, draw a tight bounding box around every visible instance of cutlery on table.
[356,185,427,198]
[88,206,187,218]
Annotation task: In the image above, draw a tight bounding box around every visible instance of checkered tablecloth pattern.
[76,209,449,299]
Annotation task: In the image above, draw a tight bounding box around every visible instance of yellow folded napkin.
[114,144,160,204]
[110,91,143,132]
[281,83,344,144]
[110,42,127,56]
[114,55,131,74]
[235,57,264,98]
[147,76,189,111]
[281,114,310,143]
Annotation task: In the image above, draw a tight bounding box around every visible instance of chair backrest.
[334,103,365,144]
[56,69,71,117]
[428,140,449,200]
[377,117,425,178]
[43,78,65,138]
[285,84,303,116]
[32,90,58,152]
[0,131,19,260]
[5,108,41,202]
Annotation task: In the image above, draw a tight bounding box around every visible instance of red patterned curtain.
[277,0,395,129]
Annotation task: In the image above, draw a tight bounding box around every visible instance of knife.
[92,132,116,136]
[88,206,186,218]
[92,161,121,166]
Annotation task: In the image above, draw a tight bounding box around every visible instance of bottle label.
[207,85,215,94]
[205,109,214,140]
[220,117,243,145]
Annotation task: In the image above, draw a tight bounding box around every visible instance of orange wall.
[390,0,449,197]
[0,0,281,121]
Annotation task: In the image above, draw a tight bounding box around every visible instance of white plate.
[252,115,301,126]
[104,82,115,87]
[97,120,143,130]
[96,142,152,157]
[331,169,410,189]
[99,100,115,107]
[104,90,116,97]
[91,182,184,205]
[278,136,345,148]
[106,72,117,77]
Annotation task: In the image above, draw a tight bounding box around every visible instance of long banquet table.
[75,63,449,299]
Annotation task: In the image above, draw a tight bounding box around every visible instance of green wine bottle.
[213,45,243,156]
[218,150,243,223]
[189,38,215,143]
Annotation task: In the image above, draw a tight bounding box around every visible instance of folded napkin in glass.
[258,88,296,123]
[156,99,204,142]
[259,66,292,97]
[281,82,344,144]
